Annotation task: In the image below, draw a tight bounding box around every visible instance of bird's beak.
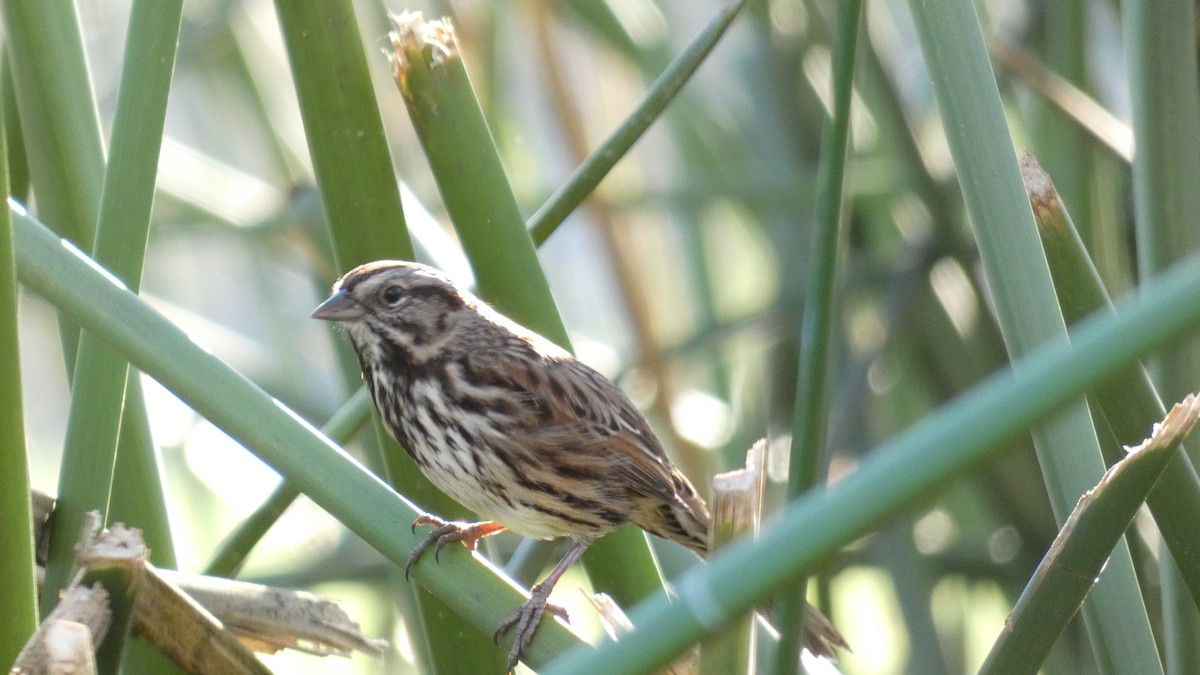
[312,290,366,321]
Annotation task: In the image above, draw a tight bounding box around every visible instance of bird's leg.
[405,514,506,579]
[494,540,589,671]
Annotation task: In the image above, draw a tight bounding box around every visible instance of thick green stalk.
[1124,0,1200,299]
[272,0,411,266]
[0,75,36,668]
[0,0,105,378]
[270,1,493,669]
[105,0,185,571]
[109,378,175,567]
[905,0,1157,670]
[774,0,862,670]
[543,250,1200,675]
[0,0,103,244]
[391,13,662,608]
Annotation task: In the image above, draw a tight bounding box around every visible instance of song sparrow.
[313,260,846,669]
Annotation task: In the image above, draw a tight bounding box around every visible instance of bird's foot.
[405,514,505,579]
[493,582,569,671]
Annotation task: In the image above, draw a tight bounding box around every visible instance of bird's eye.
[381,285,404,305]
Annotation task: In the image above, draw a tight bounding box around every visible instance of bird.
[312,259,846,670]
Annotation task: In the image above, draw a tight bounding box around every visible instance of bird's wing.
[462,347,692,509]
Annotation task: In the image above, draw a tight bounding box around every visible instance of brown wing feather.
[462,338,711,553]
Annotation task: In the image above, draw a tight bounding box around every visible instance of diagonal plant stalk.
[12,207,586,669]
[982,395,1200,673]
[528,0,750,245]
[905,0,1158,670]
[543,247,1200,674]
[204,387,373,577]
[390,13,569,345]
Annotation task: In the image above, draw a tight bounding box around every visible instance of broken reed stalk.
[699,440,766,674]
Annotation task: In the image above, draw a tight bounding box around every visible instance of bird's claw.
[404,515,504,580]
[493,585,569,670]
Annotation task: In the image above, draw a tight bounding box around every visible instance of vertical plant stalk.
[272,0,412,267]
[390,13,567,344]
[42,0,184,617]
[0,0,104,245]
[774,0,863,670]
[269,1,487,669]
[102,17,182,580]
[388,12,663,610]
[0,75,37,666]
[1123,2,1200,670]
[905,0,1158,671]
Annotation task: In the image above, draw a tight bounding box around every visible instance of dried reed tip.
[710,440,766,546]
[1018,150,1059,216]
[387,11,458,81]
[584,592,634,640]
[1124,392,1200,458]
